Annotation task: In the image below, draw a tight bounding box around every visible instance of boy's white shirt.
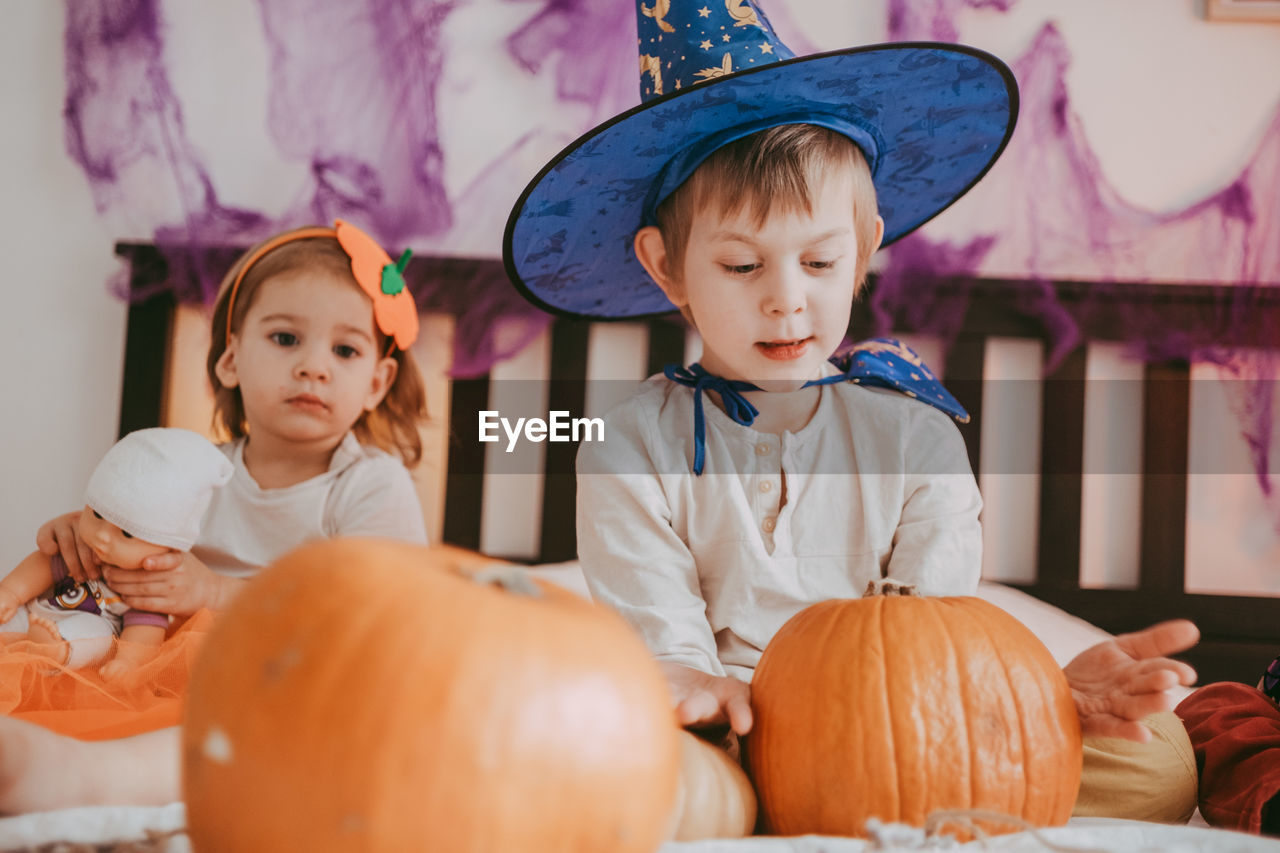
[577,365,982,682]
[194,432,428,578]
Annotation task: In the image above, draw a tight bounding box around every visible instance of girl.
[38,220,428,607]
[1,220,429,812]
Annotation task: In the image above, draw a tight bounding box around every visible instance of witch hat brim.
[504,41,1018,321]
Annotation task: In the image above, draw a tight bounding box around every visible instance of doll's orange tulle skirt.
[0,610,214,741]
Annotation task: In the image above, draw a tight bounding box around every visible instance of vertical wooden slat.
[117,245,175,438]
[944,333,987,479]
[443,377,490,551]
[1139,361,1190,594]
[1037,346,1086,589]
[646,317,688,376]
[539,319,591,563]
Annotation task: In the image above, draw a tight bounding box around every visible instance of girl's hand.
[101,551,231,616]
[35,511,99,582]
[659,662,754,735]
[1062,619,1200,742]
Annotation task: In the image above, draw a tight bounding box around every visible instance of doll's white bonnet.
[83,428,233,551]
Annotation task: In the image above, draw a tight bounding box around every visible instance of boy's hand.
[36,511,99,582]
[659,662,753,735]
[103,551,227,615]
[1062,619,1199,743]
[0,586,22,623]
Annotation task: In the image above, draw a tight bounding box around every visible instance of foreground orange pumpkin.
[183,539,680,852]
[747,586,1082,839]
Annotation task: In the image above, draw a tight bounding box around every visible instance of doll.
[0,428,232,681]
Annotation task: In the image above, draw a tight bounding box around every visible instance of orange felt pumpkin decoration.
[182,539,680,853]
[747,584,1082,840]
[335,219,419,351]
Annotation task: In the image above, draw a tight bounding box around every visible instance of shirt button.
[762,517,776,533]
[756,443,771,456]
[759,480,773,493]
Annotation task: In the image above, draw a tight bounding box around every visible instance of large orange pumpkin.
[747,586,1082,839]
[182,539,680,852]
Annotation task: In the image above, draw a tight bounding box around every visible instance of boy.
[505,0,1199,835]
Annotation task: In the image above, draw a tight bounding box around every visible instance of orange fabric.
[0,609,215,741]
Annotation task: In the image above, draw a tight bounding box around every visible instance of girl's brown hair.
[207,230,427,467]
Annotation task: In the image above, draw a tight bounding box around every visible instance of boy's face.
[640,169,883,391]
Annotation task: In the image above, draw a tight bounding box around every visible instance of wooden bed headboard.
[114,242,1280,687]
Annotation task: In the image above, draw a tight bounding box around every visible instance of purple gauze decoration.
[62,0,613,377]
[63,0,1280,438]
[880,2,1280,498]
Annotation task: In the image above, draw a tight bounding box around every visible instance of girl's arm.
[0,551,56,622]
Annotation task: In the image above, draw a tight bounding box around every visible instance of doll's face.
[78,505,173,569]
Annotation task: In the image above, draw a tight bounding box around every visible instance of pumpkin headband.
[224,219,420,355]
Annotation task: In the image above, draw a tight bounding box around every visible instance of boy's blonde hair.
[653,124,879,322]
[207,233,427,467]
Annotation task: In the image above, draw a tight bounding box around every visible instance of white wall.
[3,1,1279,575]
[1,5,129,570]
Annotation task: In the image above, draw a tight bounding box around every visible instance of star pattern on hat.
[636,0,793,98]
[726,0,766,30]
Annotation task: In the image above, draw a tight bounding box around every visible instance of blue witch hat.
[504,0,1018,320]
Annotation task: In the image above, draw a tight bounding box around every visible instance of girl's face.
[215,266,397,452]
[78,506,171,570]
[641,169,883,391]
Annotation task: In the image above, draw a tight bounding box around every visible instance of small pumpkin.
[669,730,757,840]
[183,539,680,852]
[747,583,1082,840]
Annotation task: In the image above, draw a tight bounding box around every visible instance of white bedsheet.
[0,807,1275,852]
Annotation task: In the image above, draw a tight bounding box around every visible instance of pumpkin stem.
[394,248,412,274]
[862,579,919,597]
[469,566,542,598]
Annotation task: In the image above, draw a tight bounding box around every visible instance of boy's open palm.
[659,662,753,735]
[1062,619,1199,743]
